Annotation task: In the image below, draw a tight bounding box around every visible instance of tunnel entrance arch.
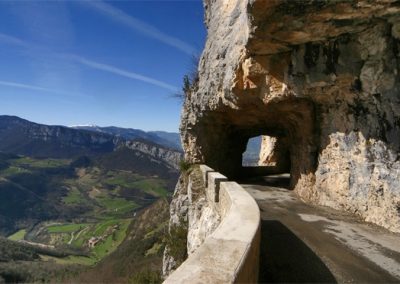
[197,98,317,191]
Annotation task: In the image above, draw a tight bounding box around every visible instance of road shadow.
[237,174,291,189]
[259,220,337,283]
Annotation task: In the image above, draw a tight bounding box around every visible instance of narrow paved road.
[239,174,400,283]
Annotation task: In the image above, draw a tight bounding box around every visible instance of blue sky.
[0,0,206,132]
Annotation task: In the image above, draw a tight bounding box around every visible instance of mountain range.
[71,125,182,151]
[0,115,182,171]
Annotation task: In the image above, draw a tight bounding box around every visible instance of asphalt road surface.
[239,174,400,283]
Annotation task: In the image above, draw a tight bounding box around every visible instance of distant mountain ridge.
[72,125,182,151]
[0,115,182,170]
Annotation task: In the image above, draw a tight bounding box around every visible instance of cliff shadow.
[259,220,336,283]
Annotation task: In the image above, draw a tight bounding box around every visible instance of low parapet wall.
[164,165,261,283]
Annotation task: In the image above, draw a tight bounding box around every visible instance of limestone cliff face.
[122,140,181,170]
[162,167,221,277]
[162,175,189,275]
[180,0,400,232]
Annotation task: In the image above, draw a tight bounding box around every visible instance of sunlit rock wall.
[180,0,400,232]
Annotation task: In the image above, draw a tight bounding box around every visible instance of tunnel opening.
[241,134,292,189]
[199,98,316,193]
[242,135,262,166]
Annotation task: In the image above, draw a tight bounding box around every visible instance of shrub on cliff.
[179,160,192,173]
[173,55,199,101]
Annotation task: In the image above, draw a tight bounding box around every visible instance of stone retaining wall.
[164,165,261,283]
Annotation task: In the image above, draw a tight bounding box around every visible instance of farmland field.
[7,229,27,241]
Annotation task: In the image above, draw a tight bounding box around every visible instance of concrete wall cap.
[211,182,260,242]
[199,164,214,186]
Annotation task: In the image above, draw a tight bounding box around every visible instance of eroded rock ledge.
[180,0,400,234]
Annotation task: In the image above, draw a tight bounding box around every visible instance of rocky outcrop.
[179,0,400,232]
[259,136,291,173]
[186,166,221,255]
[123,140,181,170]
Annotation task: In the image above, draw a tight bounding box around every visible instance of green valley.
[0,152,177,282]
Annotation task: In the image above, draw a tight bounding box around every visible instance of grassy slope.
[74,199,170,283]
[0,155,72,235]
[7,229,27,241]
[28,164,169,265]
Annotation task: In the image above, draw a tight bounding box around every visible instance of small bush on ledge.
[179,160,192,173]
[172,55,200,101]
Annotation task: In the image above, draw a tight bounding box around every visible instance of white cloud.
[83,1,197,55]
[64,54,178,92]
[0,32,178,92]
[0,80,89,98]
